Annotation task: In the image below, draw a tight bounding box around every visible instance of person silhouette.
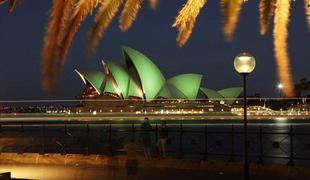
[157,120,168,158]
[140,117,152,160]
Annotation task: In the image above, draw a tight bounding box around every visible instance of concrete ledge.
[0,153,110,167]
[0,153,309,179]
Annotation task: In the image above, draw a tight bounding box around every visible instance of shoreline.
[0,113,310,124]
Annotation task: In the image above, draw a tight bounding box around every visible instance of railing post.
[287,125,294,166]
[258,126,264,164]
[64,124,68,135]
[178,122,183,159]
[108,123,113,156]
[41,124,45,154]
[85,124,89,155]
[155,123,158,143]
[131,123,135,141]
[229,124,235,162]
[20,122,24,132]
[63,124,68,154]
[18,123,24,154]
[204,125,208,161]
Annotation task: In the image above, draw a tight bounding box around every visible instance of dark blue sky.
[0,0,309,100]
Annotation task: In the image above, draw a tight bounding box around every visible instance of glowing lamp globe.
[234,52,256,74]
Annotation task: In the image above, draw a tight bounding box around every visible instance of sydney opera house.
[75,46,242,113]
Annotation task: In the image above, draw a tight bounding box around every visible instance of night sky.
[0,0,309,100]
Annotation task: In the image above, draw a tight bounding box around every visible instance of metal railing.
[0,121,310,166]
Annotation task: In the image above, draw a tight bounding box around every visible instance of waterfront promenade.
[0,153,309,180]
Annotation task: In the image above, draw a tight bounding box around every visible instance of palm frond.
[148,0,157,9]
[119,0,142,32]
[59,0,100,68]
[259,0,275,35]
[0,0,7,6]
[87,0,123,57]
[172,0,206,47]
[175,20,194,47]
[8,0,20,13]
[57,0,75,46]
[305,0,310,30]
[220,0,243,42]
[42,0,67,95]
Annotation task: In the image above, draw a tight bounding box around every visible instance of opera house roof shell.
[76,46,242,103]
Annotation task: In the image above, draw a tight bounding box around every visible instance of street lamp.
[234,52,256,180]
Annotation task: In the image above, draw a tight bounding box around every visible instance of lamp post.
[234,52,256,180]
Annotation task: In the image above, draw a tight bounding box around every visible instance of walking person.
[157,120,168,158]
[140,117,152,160]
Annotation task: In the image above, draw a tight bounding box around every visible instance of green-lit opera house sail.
[103,61,129,98]
[218,87,243,104]
[200,88,223,100]
[122,46,165,101]
[75,70,105,94]
[200,87,243,105]
[157,83,187,99]
[165,74,203,100]
[103,60,143,99]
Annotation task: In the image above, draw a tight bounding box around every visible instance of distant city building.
[75,46,242,112]
[295,79,310,97]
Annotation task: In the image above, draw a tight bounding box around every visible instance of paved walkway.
[0,153,309,179]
